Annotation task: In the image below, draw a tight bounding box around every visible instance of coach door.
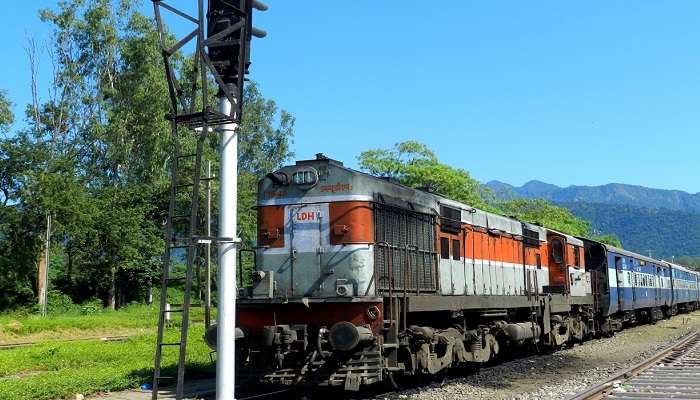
[654,265,661,305]
[289,204,326,296]
[547,235,567,291]
[615,256,625,309]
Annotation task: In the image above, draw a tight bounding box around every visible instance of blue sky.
[2,1,700,192]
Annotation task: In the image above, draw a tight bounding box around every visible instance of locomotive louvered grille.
[374,203,437,293]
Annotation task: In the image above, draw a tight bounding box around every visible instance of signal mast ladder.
[151,123,235,400]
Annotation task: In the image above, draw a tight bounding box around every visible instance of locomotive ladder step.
[160,342,183,347]
[176,153,197,159]
[171,213,191,219]
[166,277,187,282]
[162,309,185,314]
[170,303,203,308]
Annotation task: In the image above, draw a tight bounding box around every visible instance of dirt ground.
[87,379,215,400]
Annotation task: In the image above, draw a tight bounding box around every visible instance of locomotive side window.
[574,246,581,268]
[440,237,450,259]
[536,254,542,270]
[551,238,564,264]
[452,239,460,260]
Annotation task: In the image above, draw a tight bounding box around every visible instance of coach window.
[452,239,461,260]
[440,237,450,260]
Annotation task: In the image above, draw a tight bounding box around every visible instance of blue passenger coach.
[669,262,700,311]
[583,239,698,333]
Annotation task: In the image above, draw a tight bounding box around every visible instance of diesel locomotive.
[233,154,700,390]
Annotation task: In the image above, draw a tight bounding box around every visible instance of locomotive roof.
[344,163,540,239]
[261,157,585,244]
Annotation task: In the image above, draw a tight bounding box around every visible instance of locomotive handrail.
[374,241,394,327]
[238,248,257,288]
[403,244,419,331]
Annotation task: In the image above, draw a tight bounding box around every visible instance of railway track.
[570,330,700,400]
[0,335,131,350]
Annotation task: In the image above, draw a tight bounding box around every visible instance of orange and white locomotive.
[234,154,600,390]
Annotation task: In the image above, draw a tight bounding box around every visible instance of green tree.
[237,82,295,244]
[359,141,595,238]
[0,90,13,135]
[498,198,590,237]
[590,234,623,248]
[359,141,489,209]
[675,256,700,272]
[0,0,296,311]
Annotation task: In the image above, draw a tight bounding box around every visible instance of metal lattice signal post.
[150,1,266,399]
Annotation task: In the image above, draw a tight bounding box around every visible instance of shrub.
[80,298,104,315]
[46,290,77,314]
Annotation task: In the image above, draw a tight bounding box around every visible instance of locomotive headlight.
[292,168,318,188]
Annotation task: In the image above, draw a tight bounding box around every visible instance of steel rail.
[569,330,700,400]
[0,335,131,350]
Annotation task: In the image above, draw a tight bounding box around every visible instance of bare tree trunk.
[37,247,47,312]
[37,214,51,316]
[108,266,116,310]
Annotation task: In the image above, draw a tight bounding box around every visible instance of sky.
[2,1,700,193]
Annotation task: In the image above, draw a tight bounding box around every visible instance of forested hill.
[487,180,700,212]
[485,181,700,258]
[561,202,700,259]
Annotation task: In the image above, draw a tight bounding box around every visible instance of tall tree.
[590,234,623,248]
[0,90,13,135]
[359,141,489,209]
[675,256,700,272]
[0,0,296,311]
[497,198,590,237]
[359,141,594,238]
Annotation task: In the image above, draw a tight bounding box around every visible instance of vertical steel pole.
[217,94,237,400]
[205,161,212,328]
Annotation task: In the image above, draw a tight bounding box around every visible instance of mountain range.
[485,180,700,258]
[487,180,700,212]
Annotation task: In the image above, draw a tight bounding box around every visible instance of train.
[232,154,700,391]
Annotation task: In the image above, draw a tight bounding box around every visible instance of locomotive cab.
[545,232,588,296]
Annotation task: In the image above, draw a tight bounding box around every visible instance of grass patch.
[0,304,156,338]
[0,305,215,400]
